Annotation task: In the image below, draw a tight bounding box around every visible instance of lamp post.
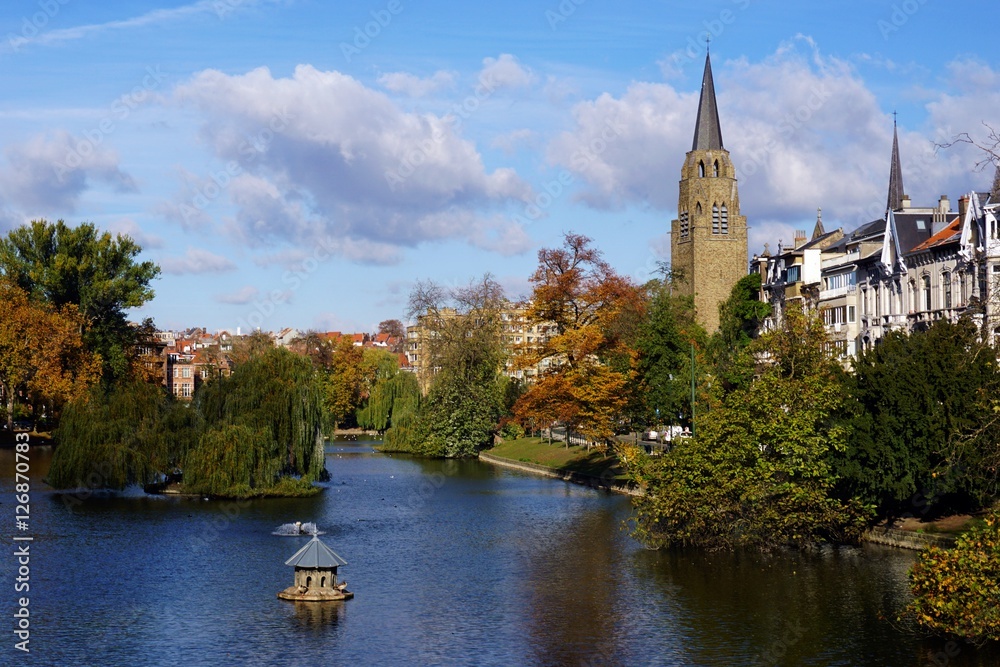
[690,343,696,438]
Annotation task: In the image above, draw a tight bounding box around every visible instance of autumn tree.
[0,280,101,431]
[0,220,160,382]
[513,233,643,444]
[324,336,365,431]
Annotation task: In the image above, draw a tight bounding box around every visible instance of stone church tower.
[670,52,748,332]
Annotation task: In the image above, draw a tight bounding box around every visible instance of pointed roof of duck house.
[691,51,724,151]
[284,534,348,569]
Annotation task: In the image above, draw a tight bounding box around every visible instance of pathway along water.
[1,438,998,666]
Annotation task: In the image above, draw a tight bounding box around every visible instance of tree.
[356,349,419,434]
[378,319,406,353]
[836,319,1000,517]
[513,233,643,443]
[625,306,870,550]
[0,220,160,381]
[395,274,508,457]
[188,347,326,496]
[0,280,101,431]
[907,511,1000,644]
[47,381,185,490]
[324,336,365,431]
[710,273,771,392]
[635,275,707,430]
[230,330,275,366]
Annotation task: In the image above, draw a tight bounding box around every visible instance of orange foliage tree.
[0,280,101,430]
[513,233,643,444]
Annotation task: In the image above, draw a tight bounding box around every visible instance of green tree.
[398,274,508,457]
[635,275,707,430]
[47,381,184,490]
[324,336,365,431]
[710,273,771,392]
[0,220,160,382]
[626,306,870,549]
[836,319,1000,517]
[190,347,326,495]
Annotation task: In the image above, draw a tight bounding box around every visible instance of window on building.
[712,205,720,234]
[720,204,728,234]
[875,285,882,318]
[679,211,689,238]
[826,272,857,290]
[713,160,720,177]
[696,202,702,216]
[182,384,192,398]
[182,367,191,378]
[943,271,952,309]
[698,161,705,177]
[786,265,800,283]
[959,271,967,306]
[848,305,856,322]
[862,289,868,315]
[922,275,932,311]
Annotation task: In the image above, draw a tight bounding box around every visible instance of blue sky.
[0,0,997,333]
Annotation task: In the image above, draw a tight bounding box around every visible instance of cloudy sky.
[1,0,997,333]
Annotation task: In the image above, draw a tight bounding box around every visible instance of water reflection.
[288,600,346,630]
[5,441,1000,666]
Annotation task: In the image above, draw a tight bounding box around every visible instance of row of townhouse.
[755,123,1000,359]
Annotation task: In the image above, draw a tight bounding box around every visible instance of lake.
[1,438,998,666]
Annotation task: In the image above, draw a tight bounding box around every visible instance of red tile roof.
[910,217,960,252]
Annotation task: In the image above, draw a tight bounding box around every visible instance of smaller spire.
[812,207,825,240]
[991,162,1000,203]
[762,242,771,257]
[887,118,905,213]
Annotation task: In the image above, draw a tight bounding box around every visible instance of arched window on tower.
[720,204,728,234]
[696,202,702,216]
[712,204,720,234]
[679,211,689,238]
[713,160,720,177]
[698,161,705,178]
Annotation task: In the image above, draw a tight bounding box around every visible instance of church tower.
[670,52,748,332]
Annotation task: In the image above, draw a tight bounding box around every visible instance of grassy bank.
[487,437,626,480]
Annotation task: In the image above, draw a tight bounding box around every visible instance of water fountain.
[273,521,324,536]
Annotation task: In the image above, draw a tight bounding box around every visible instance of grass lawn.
[487,436,626,479]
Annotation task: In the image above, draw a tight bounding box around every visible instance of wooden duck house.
[277,534,353,601]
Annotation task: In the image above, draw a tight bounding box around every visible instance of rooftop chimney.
[959,195,969,222]
[901,194,911,210]
[938,195,950,213]
[794,230,807,248]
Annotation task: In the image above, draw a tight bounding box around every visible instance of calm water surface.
[2,438,998,666]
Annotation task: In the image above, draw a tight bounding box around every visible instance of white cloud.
[0,130,136,214]
[215,286,260,304]
[479,54,537,90]
[171,64,533,259]
[377,70,456,97]
[160,247,237,274]
[546,38,999,256]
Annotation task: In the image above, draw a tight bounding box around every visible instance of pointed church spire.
[812,207,825,240]
[887,116,905,212]
[692,52,724,151]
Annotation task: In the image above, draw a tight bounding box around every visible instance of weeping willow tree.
[357,362,421,433]
[47,381,182,490]
[186,347,326,497]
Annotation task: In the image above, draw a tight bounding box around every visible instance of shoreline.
[478,451,642,496]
